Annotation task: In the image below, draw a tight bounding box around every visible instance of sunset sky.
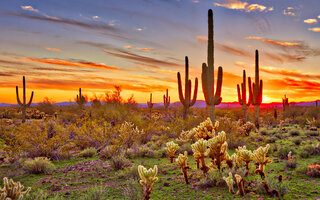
[0,0,319,104]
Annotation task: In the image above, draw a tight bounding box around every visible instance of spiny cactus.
[248,50,263,129]
[235,174,245,196]
[147,93,154,119]
[223,172,235,194]
[191,118,218,140]
[207,131,227,170]
[191,139,209,174]
[225,152,237,169]
[0,177,31,200]
[76,88,86,108]
[16,76,34,123]
[282,95,289,111]
[202,9,223,123]
[176,151,191,184]
[253,144,272,178]
[138,165,158,200]
[163,89,170,114]
[177,56,198,119]
[236,146,253,176]
[166,141,179,163]
[237,70,251,122]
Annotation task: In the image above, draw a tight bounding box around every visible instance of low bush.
[110,154,131,171]
[277,147,294,159]
[79,147,97,158]
[292,138,301,145]
[80,185,108,200]
[289,130,300,136]
[305,131,319,137]
[266,136,277,143]
[23,157,55,174]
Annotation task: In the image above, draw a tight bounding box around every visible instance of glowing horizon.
[0,0,320,104]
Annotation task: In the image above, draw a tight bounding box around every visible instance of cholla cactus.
[138,165,158,200]
[166,141,179,163]
[253,144,272,177]
[192,118,219,140]
[235,174,245,196]
[225,152,237,169]
[177,130,196,144]
[288,151,294,166]
[0,177,31,200]
[207,131,227,170]
[191,139,209,174]
[176,151,191,184]
[223,172,234,194]
[236,146,253,175]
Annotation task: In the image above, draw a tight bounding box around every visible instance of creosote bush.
[23,157,55,174]
[110,154,131,171]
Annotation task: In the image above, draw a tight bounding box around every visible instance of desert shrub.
[154,148,166,158]
[292,138,301,145]
[266,136,277,143]
[274,133,282,139]
[285,159,297,169]
[296,165,308,176]
[221,167,247,179]
[260,129,269,136]
[289,130,300,136]
[110,154,131,171]
[177,143,193,155]
[197,170,225,189]
[117,165,140,180]
[26,189,60,200]
[121,178,142,200]
[305,131,319,136]
[80,185,109,200]
[79,147,97,158]
[133,146,155,158]
[256,175,289,197]
[277,147,294,159]
[116,121,147,148]
[23,157,55,174]
[299,146,314,158]
[99,145,121,160]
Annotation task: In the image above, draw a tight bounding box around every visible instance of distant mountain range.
[1,100,319,108]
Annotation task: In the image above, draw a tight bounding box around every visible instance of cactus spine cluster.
[166,141,179,163]
[176,151,191,184]
[16,76,34,123]
[248,50,263,129]
[76,88,86,108]
[237,70,251,122]
[138,165,158,200]
[177,56,198,119]
[163,89,170,114]
[147,93,154,119]
[201,9,223,123]
[282,95,289,111]
[0,177,31,200]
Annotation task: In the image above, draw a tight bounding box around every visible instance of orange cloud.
[304,19,317,24]
[283,7,295,16]
[308,27,320,32]
[246,37,299,46]
[260,66,320,80]
[214,0,271,12]
[21,6,39,13]
[123,45,132,49]
[45,47,61,52]
[22,57,118,70]
[216,43,251,58]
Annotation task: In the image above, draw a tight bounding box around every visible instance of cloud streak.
[214,0,272,13]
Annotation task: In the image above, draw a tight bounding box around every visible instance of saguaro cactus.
[201,9,223,122]
[147,93,154,119]
[16,76,34,123]
[76,88,86,108]
[249,50,263,129]
[163,89,170,114]
[237,70,252,122]
[282,95,289,111]
[177,56,198,119]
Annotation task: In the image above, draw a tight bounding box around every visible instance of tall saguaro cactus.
[163,89,170,114]
[201,9,223,122]
[76,88,86,108]
[147,93,154,119]
[16,76,34,123]
[282,95,289,111]
[237,70,252,122]
[177,56,198,119]
[249,50,263,129]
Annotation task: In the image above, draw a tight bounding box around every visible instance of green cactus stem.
[248,50,263,129]
[16,76,34,123]
[163,89,170,115]
[201,9,223,123]
[282,95,289,111]
[237,70,252,122]
[177,56,198,119]
[147,93,154,119]
[76,88,86,109]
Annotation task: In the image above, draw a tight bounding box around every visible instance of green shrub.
[26,189,60,200]
[289,130,300,136]
[296,165,308,176]
[117,165,140,180]
[99,145,121,160]
[79,147,97,158]
[285,159,297,169]
[260,129,269,136]
[266,136,277,143]
[23,157,55,174]
[277,147,294,159]
[121,178,143,200]
[299,146,314,158]
[305,131,319,136]
[292,138,301,145]
[110,154,131,171]
[256,175,288,197]
[80,185,108,200]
